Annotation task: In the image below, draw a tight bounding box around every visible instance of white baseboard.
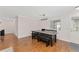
[18,34,31,39]
[58,38,79,45]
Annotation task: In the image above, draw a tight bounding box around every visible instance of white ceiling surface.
[0,6,75,18]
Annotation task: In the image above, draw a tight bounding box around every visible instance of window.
[72,17,79,31]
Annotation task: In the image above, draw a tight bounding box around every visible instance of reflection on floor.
[68,42,79,52]
[14,37,72,52]
[0,33,17,51]
[0,34,79,52]
[0,47,14,52]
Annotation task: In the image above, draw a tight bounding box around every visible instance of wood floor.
[0,34,72,52]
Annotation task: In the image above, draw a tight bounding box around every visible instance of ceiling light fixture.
[40,14,48,20]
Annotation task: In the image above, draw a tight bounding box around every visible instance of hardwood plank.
[0,34,72,52]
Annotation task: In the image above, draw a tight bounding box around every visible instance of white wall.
[0,17,17,35]
[50,10,79,44]
[69,10,79,44]
[57,16,71,42]
[40,20,50,29]
[15,9,79,44]
[17,16,50,38]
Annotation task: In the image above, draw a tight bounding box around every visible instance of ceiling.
[0,6,75,18]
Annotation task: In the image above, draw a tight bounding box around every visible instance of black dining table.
[32,30,57,47]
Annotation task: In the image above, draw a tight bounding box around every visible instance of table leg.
[51,39,53,46]
[55,35,56,43]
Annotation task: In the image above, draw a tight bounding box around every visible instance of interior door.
[50,20,61,39]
